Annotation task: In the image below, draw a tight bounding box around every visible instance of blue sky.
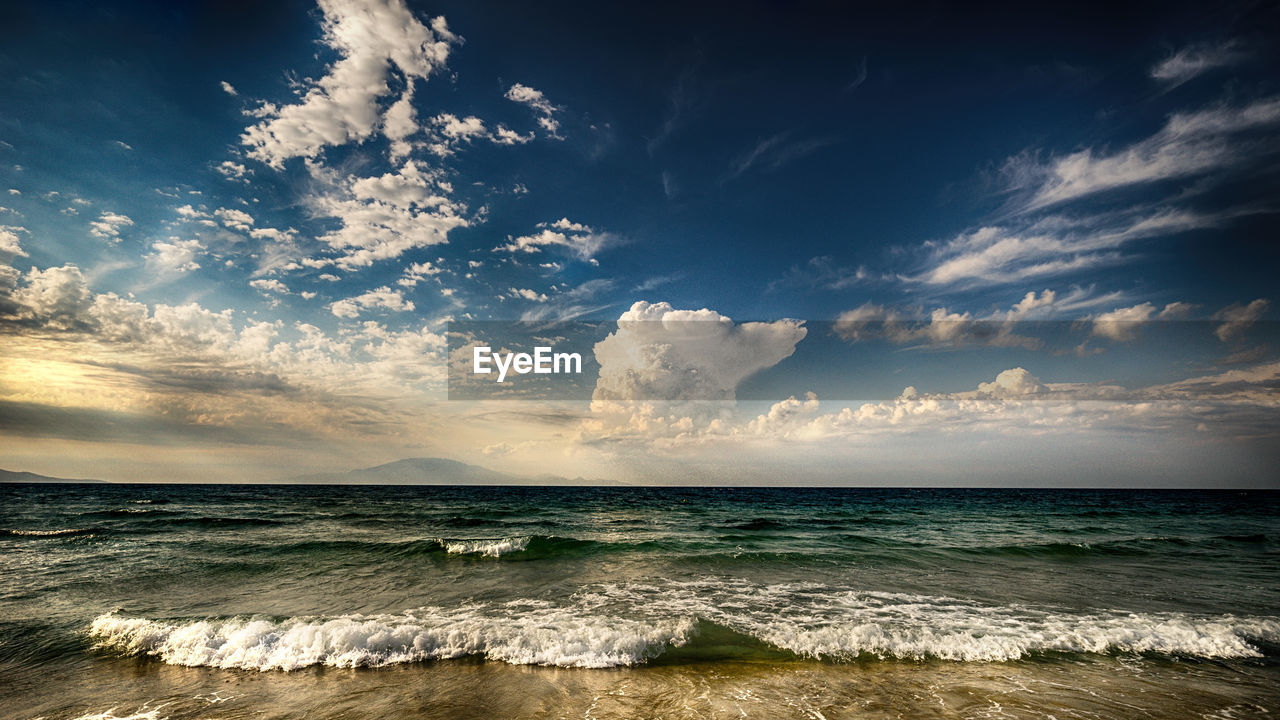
[1,0,1277,483]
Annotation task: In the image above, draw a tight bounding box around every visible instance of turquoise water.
[1,484,1278,719]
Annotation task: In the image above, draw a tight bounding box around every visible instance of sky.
[0,0,1277,485]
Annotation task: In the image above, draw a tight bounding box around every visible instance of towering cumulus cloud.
[592,301,806,402]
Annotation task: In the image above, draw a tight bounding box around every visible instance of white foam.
[581,579,1280,662]
[88,581,1280,670]
[443,537,529,557]
[89,605,694,670]
[4,528,94,537]
[54,705,168,720]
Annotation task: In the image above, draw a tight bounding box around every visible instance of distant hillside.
[286,457,556,485]
[0,469,105,483]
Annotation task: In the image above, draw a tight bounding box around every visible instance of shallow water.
[1,484,1278,718]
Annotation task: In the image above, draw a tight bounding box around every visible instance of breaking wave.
[88,583,1280,670]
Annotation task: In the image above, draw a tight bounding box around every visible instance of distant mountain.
[285,457,556,485]
[0,469,105,483]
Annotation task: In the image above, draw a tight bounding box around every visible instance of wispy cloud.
[1150,40,1248,88]
[1002,95,1280,212]
[722,132,836,182]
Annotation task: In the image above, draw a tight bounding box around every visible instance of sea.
[1,484,1277,719]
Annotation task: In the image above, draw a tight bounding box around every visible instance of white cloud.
[215,207,255,232]
[217,161,248,181]
[505,83,561,138]
[308,161,468,269]
[9,264,92,327]
[397,260,442,287]
[1150,40,1247,87]
[1213,298,1269,341]
[433,113,486,140]
[913,208,1222,288]
[250,278,289,294]
[494,126,533,145]
[591,301,807,403]
[0,226,27,257]
[329,286,414,318]
[241,0,458,168]
[88,211,134,242]
[1091,301,1191,341]
[146,239,205,274]
[1006,95,1280,211]
[221,81,239,96]
[383,82,418,159]
[508,287,548,302]
[498,218,616,262]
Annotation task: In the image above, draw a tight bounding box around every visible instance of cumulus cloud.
[215,207,255,232]
[220,81,238,96]
[504,83,561,138]
[241,0,458,167]
[1090,301,1192,341]
[216,161,248,181]
[308,161,468,269]
[0,225,27,257]
[591,301,807,402]
[88,211,133,242]
[1150,40,1248,88]
[146,239,205,274]
[330,286,414,318]
[250,278,289,294]
[8,264,93,328]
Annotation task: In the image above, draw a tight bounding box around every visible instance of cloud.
[330,286,415,318]
[508,287,548,302]
[88,211,134,242]
[250,278,289,294]
[591,301,807,402]
[1090,301,1191,341]
[146,239,205,274]
[0,226,27,257]
[307,160,468,269]
[772,256,873,292]
[215,207,255,232]
[1213,298,1269,341]
[8,264,93,328]
[217,161,248,181]
[1004,95,1280,211]
[1150,40,1248,88]
[504,83,561,138]
[220,81,238,96]
[493,126,533,145]
[912,208,1224,288]
[241,0,458,168]
[383,82,418,159]
[432,113,487,142]
[832,288,1129,348]
[722,132,835,182]
[498,218,616,262]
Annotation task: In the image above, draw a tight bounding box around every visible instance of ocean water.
[1,484,1277,719]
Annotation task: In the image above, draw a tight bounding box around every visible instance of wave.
[444,537,530,557]
[89,609,694,670]
[88,583,1280,670]
[1,527,103,538]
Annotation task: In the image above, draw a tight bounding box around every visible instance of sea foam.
[443,537,530,557]
[88,581,1280,670]
[89,606,694,670]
